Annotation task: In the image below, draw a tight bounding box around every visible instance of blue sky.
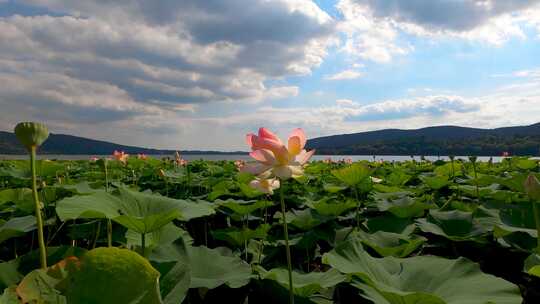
[1,0,540,150]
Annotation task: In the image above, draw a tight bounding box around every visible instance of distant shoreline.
[0,154,517,162]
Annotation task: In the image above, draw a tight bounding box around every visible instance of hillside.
[0,131,243,155]
[2,123,540,156]
[306,123,540,156]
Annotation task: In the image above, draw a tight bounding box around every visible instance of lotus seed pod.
[14,122,49,151]
[66,247,162,304]
[524,174,540,201]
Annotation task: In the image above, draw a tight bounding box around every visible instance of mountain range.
[1,123,539,155]
[0,131,243,155]
[305,123,540,156]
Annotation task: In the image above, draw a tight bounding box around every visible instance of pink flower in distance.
[137,153,148,160]
[89,157,99,162]
[242,128,314,180]
[250,177,280,194]
[113,150,129,164]
[179,158,188,166]
[234,160,245,170]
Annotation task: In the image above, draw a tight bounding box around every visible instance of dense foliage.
[0,155,539,303]
[307,123,540,156]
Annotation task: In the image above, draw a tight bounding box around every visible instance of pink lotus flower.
[249,177,280,194]
[113,150,129,164]
[343,158,352,164]
[137,153,148,160]
[174,151,187,166]
[89,157,99,162]
[242,128,314,180]
[323,157,333,164]
[502,151,510,157]
[234,160,245,170]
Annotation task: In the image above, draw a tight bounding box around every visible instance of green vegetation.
[307,123,540,156]
[1,135,540,302]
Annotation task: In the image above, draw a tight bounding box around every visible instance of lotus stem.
[186,164,192,196]
[141,233,146,257]
[107,219,113,247]
[103,160,113,247]
[279,185,294,304]
[472,161,479,199]
[257,198,269,265]
[92,221,101,249]
[353,186,361,229]
[533,200,540,254]
[30,146,47,269]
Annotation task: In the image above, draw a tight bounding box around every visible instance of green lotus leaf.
[323,239,522,304]
[416,209,488,242]
[0,286,19,303]
[0,215,36,244]
[259,267,346,298]
[125,222,187,250]
[0,188,34,213]
[211,224,270,247]
[524,253,540,278]
[208,180,235,200]
[384,170,412,186]
[373,193,434,218]
[332,164,372,187]
[36,160,66,178]
[364,214,417,235]
[14,256,80,304]
[434,162,463,177]
[0,162,29,179]
[348,230,426,257]
[372,184,407,193]
[0,260,22,291]
[275,209,331,231]
[420,175,450,190]
[217,199,273,217]
[14,122,50,150]
[151,236,191,304]
[322,183,348,193]
[306,197,357,217]
[66,247,162,304]
[516,158,538,170]
[188,246,252,289]
[56,188,213,234]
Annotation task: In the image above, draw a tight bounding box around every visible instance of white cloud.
[325,69,364,80]
[0,1,336,112]
[336,0,540,63]
[195,78,540,149]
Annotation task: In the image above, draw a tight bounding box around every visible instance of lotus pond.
[1,151,540,303]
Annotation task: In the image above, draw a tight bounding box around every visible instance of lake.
[0,154,506,162]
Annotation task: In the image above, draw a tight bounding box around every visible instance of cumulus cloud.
[360,0,537,32]
[337,0,540,62]
[197,79,540,149]
[325,69,364,80]
[0,0,336,119]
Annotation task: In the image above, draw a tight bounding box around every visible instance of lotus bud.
[14,122,49,151]
[524,174,540,201]
[449,155,455,161]
[159,169,166,178]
